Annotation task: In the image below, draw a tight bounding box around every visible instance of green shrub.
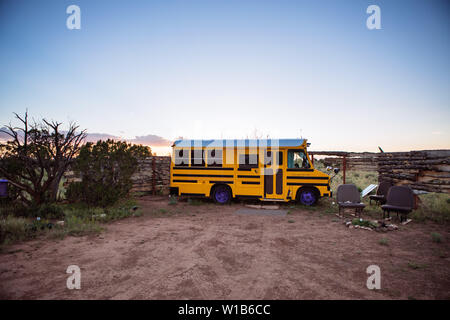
[407,262,426,270]
[431,232,442,243]
[0,216,29,244]
[187,198,203,206]
[1,202,65,220]
[66,139,151,207]
[352,218,377,228]
[35,203,65,219]
[0,201,32,218]
[379,238,388,246]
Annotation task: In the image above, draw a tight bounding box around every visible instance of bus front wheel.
[297,187,319,206]
[212,185,232,204]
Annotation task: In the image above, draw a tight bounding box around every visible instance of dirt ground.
[0,196,449,300]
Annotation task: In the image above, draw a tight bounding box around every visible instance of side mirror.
[334,168,340,174]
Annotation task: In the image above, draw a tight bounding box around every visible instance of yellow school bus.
[169,139,331,205]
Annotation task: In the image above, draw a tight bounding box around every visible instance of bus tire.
[296,187,319,206]
[211,184,232,204]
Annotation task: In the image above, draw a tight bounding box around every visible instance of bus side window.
[207,149,222,167]
[174,149,189,166]
[264,151,272,165]
[239,154,258,169]
[191,149,205,167]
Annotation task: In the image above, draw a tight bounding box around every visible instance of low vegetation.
[352,218,378,228]
[0,198,141,248]
[431,232,443,243]
[407,262,427,270]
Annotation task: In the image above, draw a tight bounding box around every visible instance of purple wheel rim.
[215,188,229,203]
[300,190,316,206]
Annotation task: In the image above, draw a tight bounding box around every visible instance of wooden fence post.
[342,156,347,184]
[152,157,156,195]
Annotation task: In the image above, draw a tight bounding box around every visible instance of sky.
[0,0,449,155]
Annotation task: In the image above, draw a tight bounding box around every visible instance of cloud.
[0,127,12,141]
[0,127,173,148]
[130,134,172,147]
[84,133,121,142]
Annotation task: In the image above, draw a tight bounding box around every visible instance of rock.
[262,205,279,210]
[246,205,261,209]
[56,221,65,227]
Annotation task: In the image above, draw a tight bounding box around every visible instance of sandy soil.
[0,196,449,300]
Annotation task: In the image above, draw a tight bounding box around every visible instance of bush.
[35,203,65,219]
[0,201,31,218]
[0,201,65,220]
[66,139,151,206]
[0,216,29,244]
[66,181,124,208]
[352,218,377,228]
[431,232,442,243]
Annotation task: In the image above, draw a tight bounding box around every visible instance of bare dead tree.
[0,111,86,205]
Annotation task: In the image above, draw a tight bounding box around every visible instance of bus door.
[263,150,285,199]
[236,149,261,196]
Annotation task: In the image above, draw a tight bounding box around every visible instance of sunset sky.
[1,0,449,155]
